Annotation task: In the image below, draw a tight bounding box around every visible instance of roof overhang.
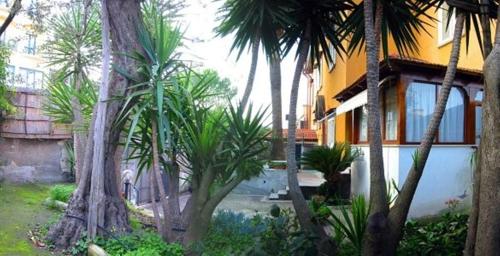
[334,56,483,102]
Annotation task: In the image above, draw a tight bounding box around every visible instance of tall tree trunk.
[362,1,389,254]
[240,33,260,109]
[380,12,466,255]
[46,0,144,248]
[149,169,163,235]
[151,120,173,240]
[270,53,285,160]
[87,0,111,239]
[464,1,492,254]
[286,21,335,255]
[72,70,87,184]
[474,8,500,255]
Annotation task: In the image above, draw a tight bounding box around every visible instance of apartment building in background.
[1,0,46,89]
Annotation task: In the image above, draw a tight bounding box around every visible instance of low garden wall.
[0,88,72,183]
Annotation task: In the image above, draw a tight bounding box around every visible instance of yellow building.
[311,3,486,147]
[307,3,491,218]
[0,0,47,89]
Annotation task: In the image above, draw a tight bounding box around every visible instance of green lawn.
[0,183,56,256]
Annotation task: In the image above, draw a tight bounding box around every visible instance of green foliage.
[44,5,101,74]
[280,0,354,66]
[0,45,14,114]
[398,212,469,256]
[193,69,237,106]
[198,209,316,256]
[301,143,360,180]
[72,232,183,256]
[216,0,289,59]
[100,232,183,256]
[49,184,76,203]
[301,143,359,198]
[42,76,97,127]
[195,211,261,255]
[329,195,370,255]
[341,0,435,59]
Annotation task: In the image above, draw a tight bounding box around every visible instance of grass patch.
[0,183,57,255]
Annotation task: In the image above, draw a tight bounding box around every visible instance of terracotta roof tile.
[282,129,317,141]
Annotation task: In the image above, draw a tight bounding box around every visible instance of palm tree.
[44,4,101,183]
[216,0,287,159]
[342,0,489,254]
[278,0,353,253]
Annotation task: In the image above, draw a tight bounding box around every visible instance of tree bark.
[0,0,22,36]
[269,53,285,160]
[464,1,492,254]
[381,13,466,255]
[473,8,500,254]
[151,120,172,240]
[72,70,87,184]
[46,0,144,248]
[240,32,260,109]
[362,1,389,254]
[285,20,335,255]
[149,169,163,235]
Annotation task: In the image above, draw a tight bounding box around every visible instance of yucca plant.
[301,143,360,198]
[42,76,97,128]
[328,195,370,255]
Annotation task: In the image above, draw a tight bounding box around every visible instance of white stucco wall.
[350,144,474,219]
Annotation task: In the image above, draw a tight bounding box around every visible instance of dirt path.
[0,183,55,256]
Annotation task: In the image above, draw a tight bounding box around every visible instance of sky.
[178,0,308,127]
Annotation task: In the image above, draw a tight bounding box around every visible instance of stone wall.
[0,88,72,183]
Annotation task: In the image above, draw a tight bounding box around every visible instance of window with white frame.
[17,68,43,89]
[384,85,398,140]
[358,106,368,142]
[327,115,335,147]
[437,2,456,45]
[25,33,36,55]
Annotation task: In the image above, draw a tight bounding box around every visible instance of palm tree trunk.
[72,70,86,184]
[151,120,173,241]
[286,21,334,255]
[362,0,389,254]
[473,6,500,254]
[381,12,466,255]
[240,33,260,109]
[149,169,164,235]
[270,53,285,160]
[465,2,493,254]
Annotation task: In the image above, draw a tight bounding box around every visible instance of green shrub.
[398,212,468,256]
[71,232,183,256]
[49,184,76,202]
[329,195,369,255]
[100,232,183,256]
[195,210,262,255]
[198,209,316,256]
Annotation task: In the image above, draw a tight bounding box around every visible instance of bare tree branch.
[0,0,22,36]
